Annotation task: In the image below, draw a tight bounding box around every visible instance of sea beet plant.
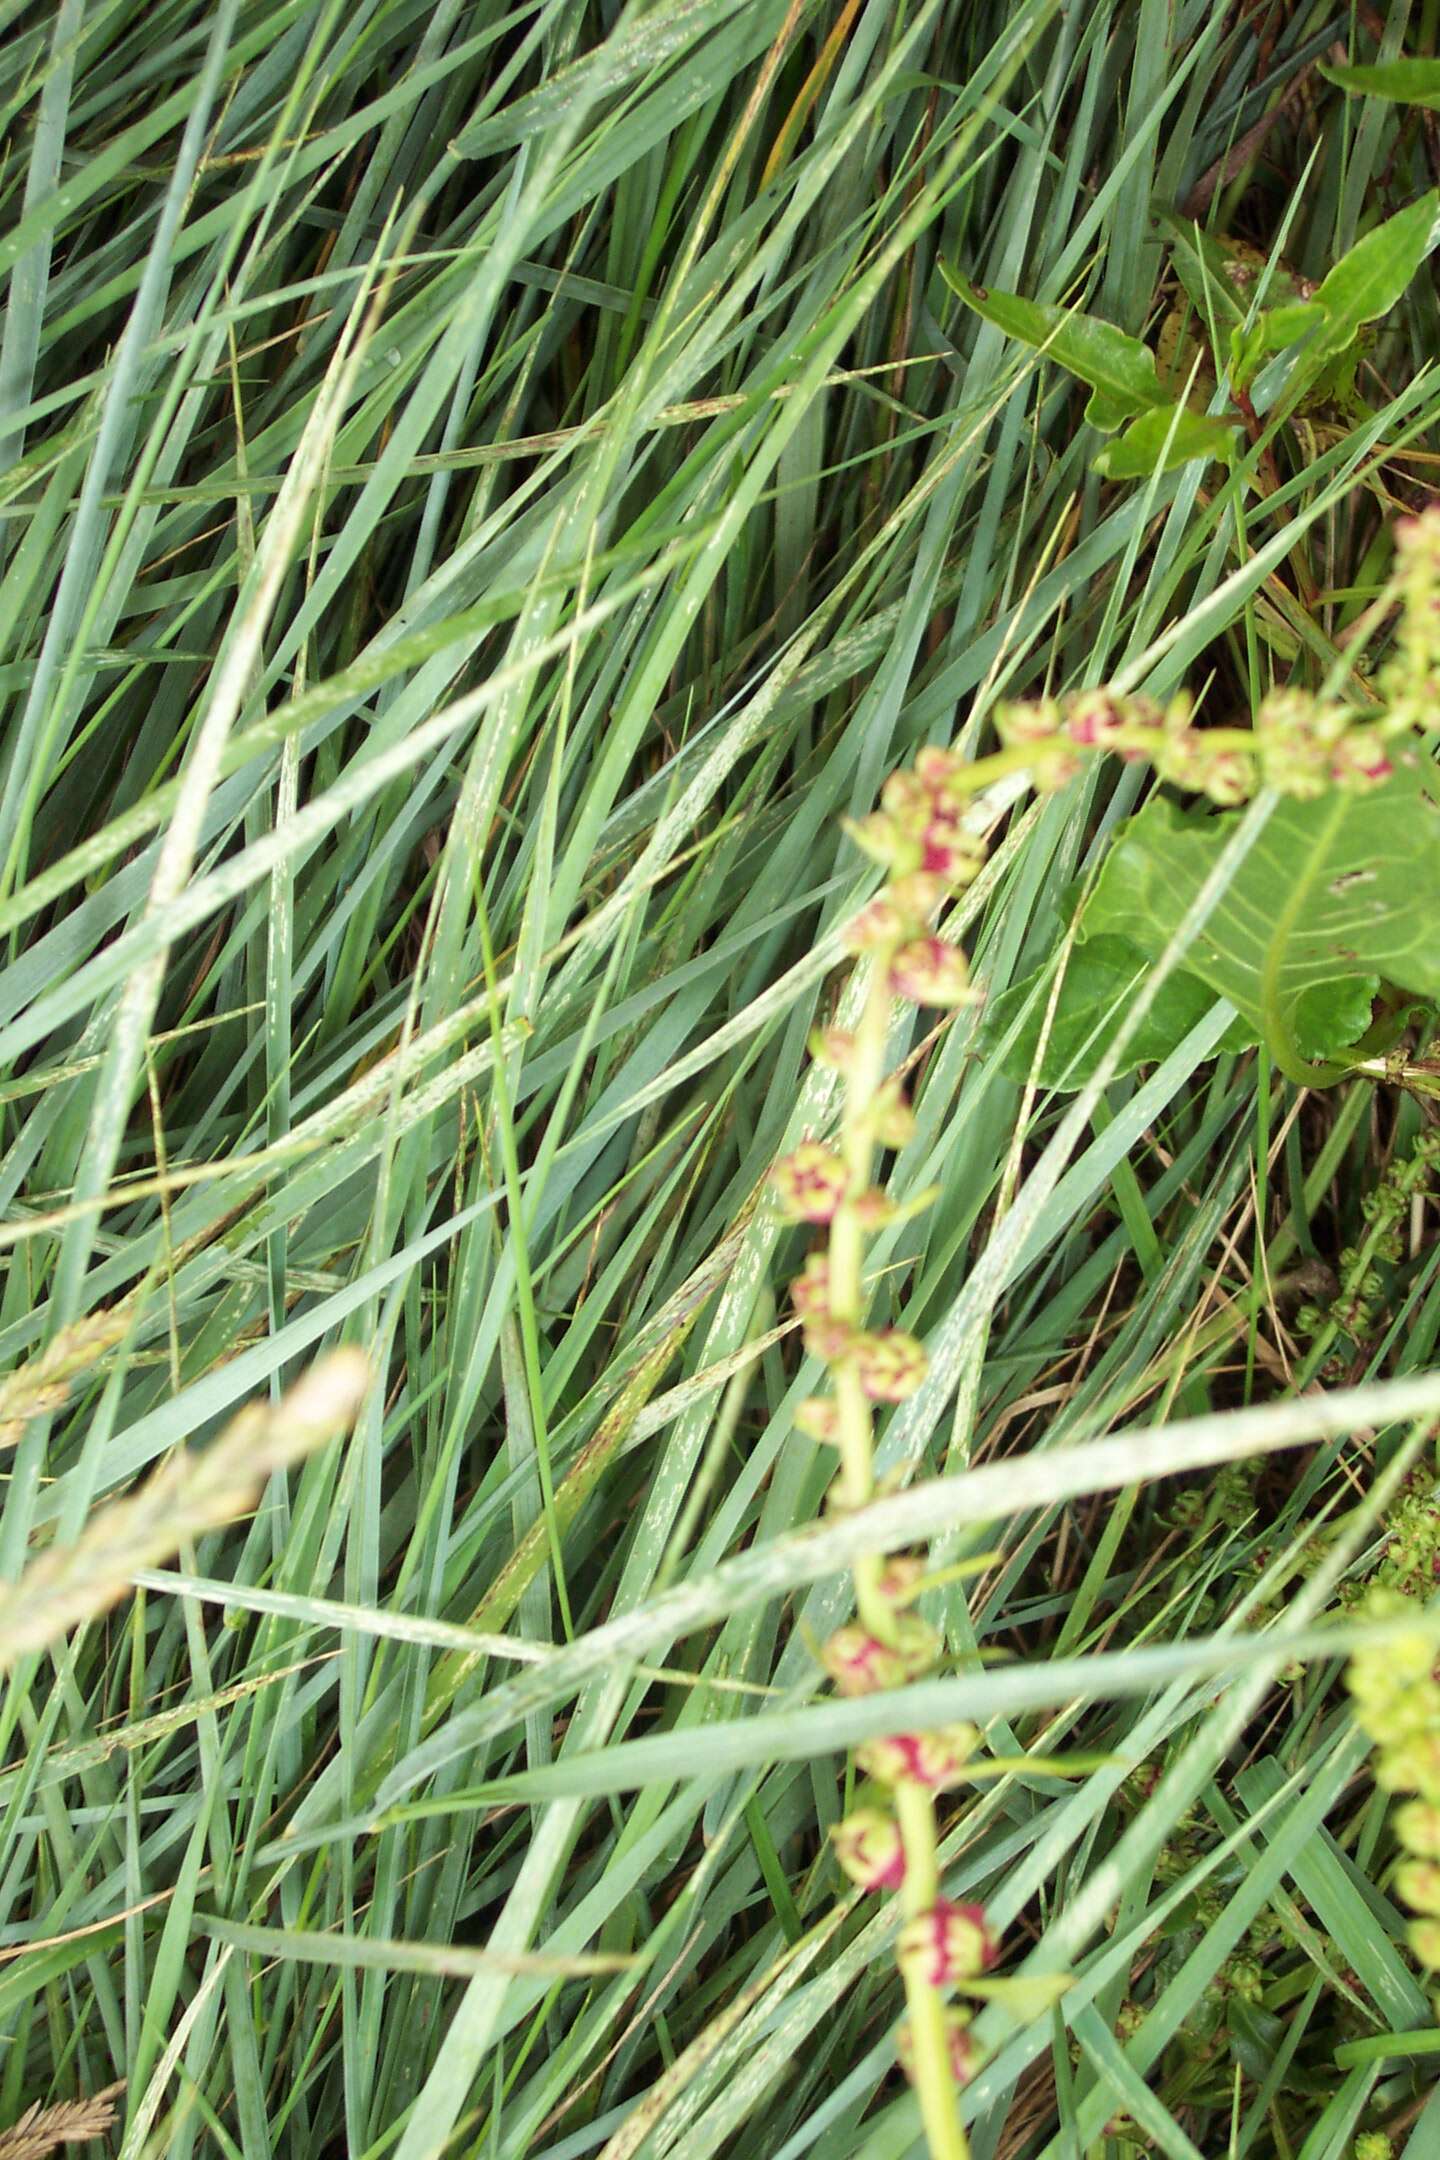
[768,506,1440,2153]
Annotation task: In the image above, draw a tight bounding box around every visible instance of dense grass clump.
[5,3,1440,2155]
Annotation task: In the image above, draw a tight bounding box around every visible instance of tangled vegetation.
[6,4,1440,2158]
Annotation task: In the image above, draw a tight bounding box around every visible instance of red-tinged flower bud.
[793,1395,838,1442]
[820,1613,941,1696]
[852,1328,928,1402]
[849,1186,899,1229]
[844,894,911,953]
[898,2008,981,2088]
[808,1026,857,1070]
[995,698,1063,747]
[806,1316,856,1363]
[788,1253,832,1321]
[888,872,948,923]
[877,1556,926,1603]
[771,1143,848,1223]
[1199,748,1259,806]
[1257,743,1330,800]
[1410,1916,1440,1969]
[921,816,986,885]
[881,770,931,823]
[1395,1801,1440,1859]
[914,745,964,791]
[832,1808,907,1891]
[888,938,974,1008]
[856,1722,979,1789]
[789,1257,853,1362]
[896,1899,998,1987]
[1330,729,1393,789]
[1256,688,1338,748]
[1064,691,1130,748]
[1152,726,1211,790]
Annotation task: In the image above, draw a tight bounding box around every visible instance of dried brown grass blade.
[0,1349,370,1668]
[0,2081,125,2158]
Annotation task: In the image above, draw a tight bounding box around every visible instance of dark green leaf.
[1321,58,1440,110]
[1300,190,1440,358]
[1081,756,1440,1076]
[977,934,1257,1091]
[1092,403,1239,479]
[1257,300,1324,353]
[941,264,1166,424]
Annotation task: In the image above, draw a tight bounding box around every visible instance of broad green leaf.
[1084,385,1142,431]
[1321,57,1440,109]
[1092,403,1239,479]
[1300,189,1440,357]
[1081,757,1440,1077]
[940,263,1165,425]
[1257,300,1324,353]
[978,934,1256,1091]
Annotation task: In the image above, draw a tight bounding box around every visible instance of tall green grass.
[2,2,1440,2155]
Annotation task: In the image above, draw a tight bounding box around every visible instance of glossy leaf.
[1081,756,1440,1076]
[1321,57,1440,109]
[941,263,1165,425]
[1299,188,1440,357]
[978,934,1256,1091]
[1092,403,1239,479]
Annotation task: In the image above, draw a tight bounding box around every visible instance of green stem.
[830,938,967,2159]
[830,959,896,1640]
[896,1780,968,2160]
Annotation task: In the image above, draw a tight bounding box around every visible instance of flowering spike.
[1382,506,1440,729]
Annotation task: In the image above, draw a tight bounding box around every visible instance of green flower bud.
[1394,1800,1440,1858]
[1395,1858,1440,1916]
